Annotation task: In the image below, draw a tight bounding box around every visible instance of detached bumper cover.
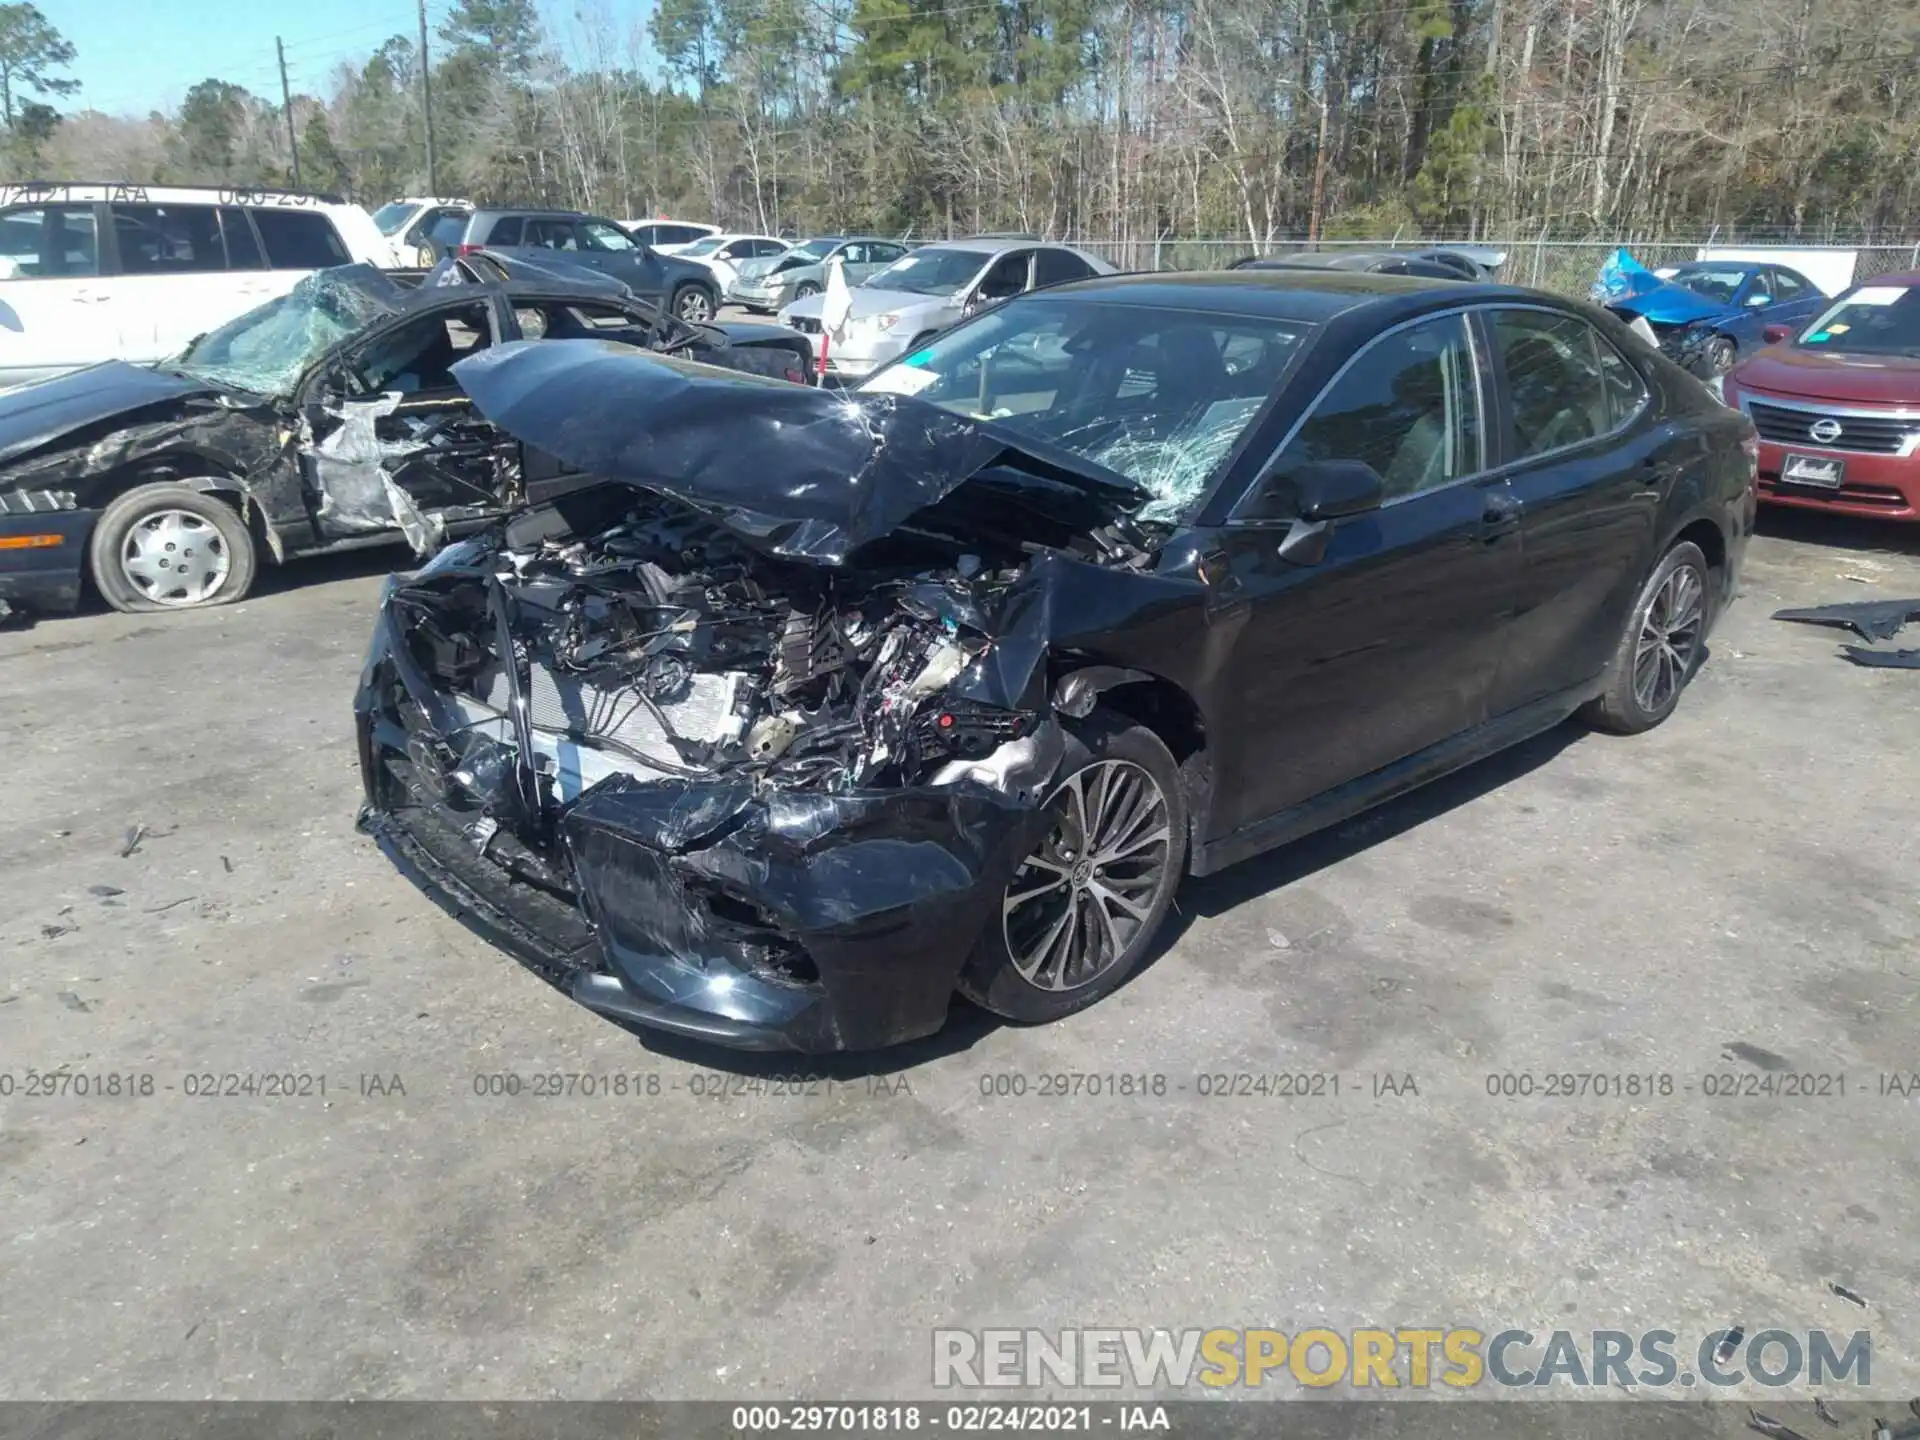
[355,609,1038,1052]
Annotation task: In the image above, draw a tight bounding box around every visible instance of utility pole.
[277,37,302,189]
[417,0,437,193]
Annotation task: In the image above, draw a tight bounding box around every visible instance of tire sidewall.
[961,710,1188,1024]
[1610,540,1711,729]
[795,282,820,300]
[89,482,258,614]
[673,283,715,321]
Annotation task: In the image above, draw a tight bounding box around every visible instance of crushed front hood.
[0,361,214,471]
[450,338,1144,563]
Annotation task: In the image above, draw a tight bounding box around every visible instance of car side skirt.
[1190,681,1599,877]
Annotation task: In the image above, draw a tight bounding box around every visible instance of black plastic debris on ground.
[1775,598,1920,669]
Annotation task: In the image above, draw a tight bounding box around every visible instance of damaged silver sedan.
[359,271,1756,1050]
[0,253,813,617]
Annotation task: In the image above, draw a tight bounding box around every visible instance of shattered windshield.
[859,297,1306,521]
[171,267,402,396]
[371,202,415,236]
[1796,284,1920,356]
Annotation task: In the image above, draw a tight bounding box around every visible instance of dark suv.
[449,210,723,322]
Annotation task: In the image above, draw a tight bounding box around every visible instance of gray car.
[728,237,911,314]
[446,209,725,322]
[778,237,1115,381]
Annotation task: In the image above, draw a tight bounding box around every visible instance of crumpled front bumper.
[354,603,1042,1051]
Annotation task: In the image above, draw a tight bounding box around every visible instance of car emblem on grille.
[1809,418,1844,444]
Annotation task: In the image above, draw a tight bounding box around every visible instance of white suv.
[369,196,476,267]
[0,183,389,389]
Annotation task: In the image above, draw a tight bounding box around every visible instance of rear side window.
[112,204,225,274]
[1033,249,1095,288]
[484,216,523,246]
[1282,313,1482,501]
[0,205,99,278]
[250,209,350,269]
[1493,310,1631,458]
[218,208,264,269]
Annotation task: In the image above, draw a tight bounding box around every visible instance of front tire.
[960,711,1187,1024]
[89,482,258,614]
[1581,540,1711,734]
[794,281,821,300]
[672,283,715,323]
[1704,336,1737,375]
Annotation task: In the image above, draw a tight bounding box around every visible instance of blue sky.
[47,0,662,118]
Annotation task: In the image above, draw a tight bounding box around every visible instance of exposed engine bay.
[387,483,1089,817]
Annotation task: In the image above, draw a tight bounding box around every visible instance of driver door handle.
[1480,490,1522,540]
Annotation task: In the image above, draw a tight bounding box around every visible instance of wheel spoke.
[1004,869,1066,915]
[1098,822,1171,865]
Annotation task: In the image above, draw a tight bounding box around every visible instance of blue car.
[1592,250,1829,376]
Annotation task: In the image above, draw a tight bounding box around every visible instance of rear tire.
[959,710,1187,1025]
[1580,540,1711,735]
[89,482,257,614]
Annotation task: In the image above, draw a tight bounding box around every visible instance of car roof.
[917,236,1059,256]
[1,181,355,209]
[1860,270,1920,288]
[1044,268,1526,324]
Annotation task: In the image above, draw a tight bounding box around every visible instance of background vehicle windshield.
[796,238,838,258]
[859,297,1307,521]
[172,273,395,395]
[679,236,725,256]
[866,248,989,296]
[371,203,414,236]
[1795,284,1920,357]
[1671,266,1747,304]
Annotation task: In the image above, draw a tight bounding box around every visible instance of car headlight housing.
[867,314,899,332]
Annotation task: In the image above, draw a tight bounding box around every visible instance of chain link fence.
[1061,236,1920,296]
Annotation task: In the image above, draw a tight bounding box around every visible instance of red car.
[1723,272,1920,521]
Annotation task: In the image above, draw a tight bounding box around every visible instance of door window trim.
[1226,305,1491,526]
[1481,301,1651,469]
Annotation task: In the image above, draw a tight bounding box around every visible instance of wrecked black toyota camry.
[0,252,814,618]
[358,271,1757,1051]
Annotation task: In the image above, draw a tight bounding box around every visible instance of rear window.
[251,209,351,270]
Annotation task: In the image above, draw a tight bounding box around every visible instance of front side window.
[112,204,224,275]
[0,205,99,278]
[581,219,637,252]
[1279,314,1481,500]
[218,208,264,269]
[1795,284,1920,357]
[523,219,579,251]
[1771,268,1810,302]
[347,303,492,395]
[976,252,1032,302]
[1493,309,1622,459]
[251,209,351,269]
[860,297,1308,521]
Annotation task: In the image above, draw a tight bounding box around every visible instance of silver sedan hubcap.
[1004,759,1172,992]
[678,291,712,321]
[120,508,231,607]
[1633,564,1705,713]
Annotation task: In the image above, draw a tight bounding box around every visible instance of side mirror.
[1744,293,1771,308]
[1238,458,1385,564]
[1762,323,1793,345]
